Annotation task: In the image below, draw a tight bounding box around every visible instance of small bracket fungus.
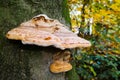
[6,14,91,73]
[50,50,72,73]
[50,60,72,73]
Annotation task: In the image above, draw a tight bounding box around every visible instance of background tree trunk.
[0,0,70,80]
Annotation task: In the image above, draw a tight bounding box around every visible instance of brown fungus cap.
[50,60,72,73]
[6,14,91,50]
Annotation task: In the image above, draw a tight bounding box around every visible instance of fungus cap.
[50,60,72,73]
[6,14,91,50]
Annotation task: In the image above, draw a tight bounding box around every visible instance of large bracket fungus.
[6,14,91,73]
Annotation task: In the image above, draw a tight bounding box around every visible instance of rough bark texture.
[0,0,70,80]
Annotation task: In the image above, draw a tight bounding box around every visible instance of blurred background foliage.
[68,0,120,80]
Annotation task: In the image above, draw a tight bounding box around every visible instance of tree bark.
[0,0,70,80]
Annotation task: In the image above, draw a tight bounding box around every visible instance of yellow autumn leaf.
[93,13,101,21]
[71,19,77,28]
[99,10,111,16]
[92,25,97,35]
[114,0,120,3]
[110,3,120,12]
[84,15,89,18]
[85,9,90,14]
[76,6,82,11]
[68,0,78,4]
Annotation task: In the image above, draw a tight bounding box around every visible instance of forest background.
[68,0,120,80]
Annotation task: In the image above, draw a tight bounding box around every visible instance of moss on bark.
[66,61,79,80]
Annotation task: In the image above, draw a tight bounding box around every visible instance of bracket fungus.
[50,50,72,73]
[6,14,91,50]
[6,14,91,73]
[50,60,72,73]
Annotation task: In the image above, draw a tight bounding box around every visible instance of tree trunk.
[0,0,70,80]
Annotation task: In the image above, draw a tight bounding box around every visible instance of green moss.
[62,0,71,27]
[66,61,79,80]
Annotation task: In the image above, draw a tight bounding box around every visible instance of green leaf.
[115,36,120,43]
[89,66,97,76]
